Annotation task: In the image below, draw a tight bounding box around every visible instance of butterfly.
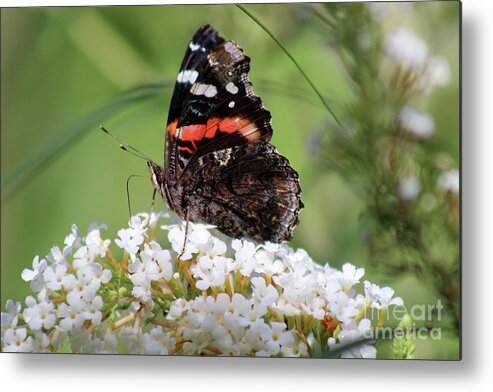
[148,24,303,243]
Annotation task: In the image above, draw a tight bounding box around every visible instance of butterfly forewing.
[166,24,273,180]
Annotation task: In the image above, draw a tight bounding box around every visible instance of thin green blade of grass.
[257,78,335,109]
[1,82,172,202]
[236,4,341,126]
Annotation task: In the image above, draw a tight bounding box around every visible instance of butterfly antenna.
[126,174,148,218]
[100,125,155,163]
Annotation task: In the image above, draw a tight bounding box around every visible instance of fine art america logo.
[366,300,445,341]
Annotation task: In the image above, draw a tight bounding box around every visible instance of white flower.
[21,255,48,292]
[328,319,376,359]
[418,55,451,93]
[120,326,145,354]
[166,222,215,260]
[301,294,326,320]
[1,299,22,328]
[48,326,67,349]
[364,281,404,309]
[398,106,435,139]
[22,297,56,331]
[191,255,229,290]
[57,298,85,331]
[167,298,190,320]
[115,228,143,255]
[272,259,318,312]
[89,263,112,284]
[129,214,150,237]
[1,210,405,357]
[43,264,76,291]
[398,175,422,201]
[231,239,258,276]
[141,241,173,281]
[272,298,300,316]
[129,261,156,302]
[263,322,295,356]
[47,246,67,265]
[128,242,172,304]
[438,169,459,193]
[32,332,51,352]
[237,303,268,326]
[84,295,104,325]
[98,333,118,354]
[327,291,359,326]
[72,246,91,269]
[63,224,81,254]
[243,318,271,352]
[254,243,287,277]
[143,326,176,355]
[384,26,429,70]
[85,223,111,258]
[2,328,33,352]
[250,276,278,307]
[225,293,252,319]
[66,275,100,304]
[149,211,169,227]
[182,331,211,355]
[281,339,309,357]
[335,263,365,292]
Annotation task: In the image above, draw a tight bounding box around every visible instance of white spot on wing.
[228,101,235,108]
[204,86,218,98]
[177,70,198,84]
[189,42,201,51]
[191,83,218,98]
[224,41,237,54]
[213,148,233,166]
[226,82,239,94]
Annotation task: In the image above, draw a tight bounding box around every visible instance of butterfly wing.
[163,25,303,242]
[165,24,273,182]
[178,143,303,242]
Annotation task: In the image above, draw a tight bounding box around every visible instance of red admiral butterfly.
[149,24,303,242]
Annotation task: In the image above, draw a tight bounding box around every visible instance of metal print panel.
[0,1,460,359]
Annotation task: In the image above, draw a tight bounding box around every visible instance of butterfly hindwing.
[174,143,303,242]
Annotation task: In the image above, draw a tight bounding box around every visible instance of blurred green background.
[1,3,459,359]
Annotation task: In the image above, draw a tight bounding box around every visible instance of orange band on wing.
[181,124,208,142]
[218,117,259,141]
[179,145,194,154]
[179,116,260,144]
[166,119,178,138]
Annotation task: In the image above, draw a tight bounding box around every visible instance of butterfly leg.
[150,188,157,215]
[178,209,190,260]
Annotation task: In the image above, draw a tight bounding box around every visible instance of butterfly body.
[150,24,303,242]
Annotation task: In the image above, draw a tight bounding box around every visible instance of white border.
[2,0,493,390]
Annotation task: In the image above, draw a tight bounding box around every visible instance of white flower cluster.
[398,106,435,139]
[167,294,301,357]
[384,26,450,94]
[1,213,403,358]
[437,169,460,194]
[384,25,452,142]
